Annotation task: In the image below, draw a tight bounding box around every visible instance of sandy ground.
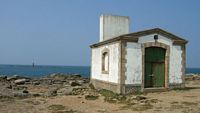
[0,78,200,113]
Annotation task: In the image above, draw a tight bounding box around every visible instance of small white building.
[90,14,188,94]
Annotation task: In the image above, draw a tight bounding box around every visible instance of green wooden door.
[145,47,165,88]
[153,63,165,87]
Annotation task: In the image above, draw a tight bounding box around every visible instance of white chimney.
[100,14,130,42]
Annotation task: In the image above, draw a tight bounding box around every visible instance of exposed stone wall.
[90,79,119,93]
[169,83,185,89]
[125,84,141,94]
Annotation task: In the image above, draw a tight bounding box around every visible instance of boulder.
[5,84,12,89]
[136,96,147,101]
[44,89,57,97]
[71,74,81,78]
[0,75,7,80]
[69,81,80,86]
[23,90,29,94]
[57,87,73,95]
[14,79,30,85]
[76,80,85,85]
[31,93,41,97]
[32,81,40,85]
[7,75,30,81]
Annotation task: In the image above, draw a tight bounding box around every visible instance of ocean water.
[186,68,200,74]
[0,64,199,78]
[0,64,90,78]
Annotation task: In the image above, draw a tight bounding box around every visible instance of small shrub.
[85,95,99,100]
[89,83,95,90]
[99,89,126,103]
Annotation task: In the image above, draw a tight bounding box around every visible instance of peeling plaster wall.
[91,42,120,83]
[124,34,183,85]
[169,45,183,84]
[125,42,142,84]
[139,34,183,84]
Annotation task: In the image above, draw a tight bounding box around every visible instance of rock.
[81,101,84,103]
[12,85,27,90]
[53,80,64,85]
[48,73,67,80]
[0,95,14,102]
[13,92,29,98]
[23,90,29,94]
[7,75,30,81]
[49,73,57,78]
[71,74,81,78]
[44,89,57,97]
[76,80,84,85]
[39,78,53,85]
[136,96,147,101]
[57,87,73,95]
[5,84,12,89]
[0,75,7,80]
[70,81,80,86]
[31,93,41,97]
[150,99,159,103]
[14,79,30,85]
[33,81,40,85]
[71,87,88,95]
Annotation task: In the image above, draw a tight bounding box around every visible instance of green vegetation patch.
[0,95,14,102]
[48,104,65,111]
[99,89,126,103]
[88,83,95,90]
[85,95,99,100]
[181,101,198,106]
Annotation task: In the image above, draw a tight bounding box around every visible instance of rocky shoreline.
[0,74,200,113]
[1,74,200,99]
[0,74,90,99]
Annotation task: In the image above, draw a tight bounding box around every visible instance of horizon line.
[0,63,90,67]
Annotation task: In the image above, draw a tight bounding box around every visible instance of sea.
[0,64,90,78]
[0,64,199,78]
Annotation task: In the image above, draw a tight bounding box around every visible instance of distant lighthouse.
[32,59,35,67]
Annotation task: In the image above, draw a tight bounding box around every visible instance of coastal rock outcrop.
[0,73,90,99]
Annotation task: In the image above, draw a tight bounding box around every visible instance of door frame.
[141,42,170,91]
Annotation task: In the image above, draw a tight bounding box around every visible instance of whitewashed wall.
[125,42,142,84]
[100,14,129,42]
[91,42,120,83]
[169,45,183,83]
[125,34,183,85]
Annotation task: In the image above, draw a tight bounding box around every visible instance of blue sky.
[0,0,199,67]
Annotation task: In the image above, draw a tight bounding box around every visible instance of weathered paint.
[100,14,129,42]
[169,45,183,84]
[91,42,120,83]
[125,42,142,84]
[140,34,183,84]
[138,34,172,46]
[91,34,183,92]
[125,34,183,85]
[144,47,165,87]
